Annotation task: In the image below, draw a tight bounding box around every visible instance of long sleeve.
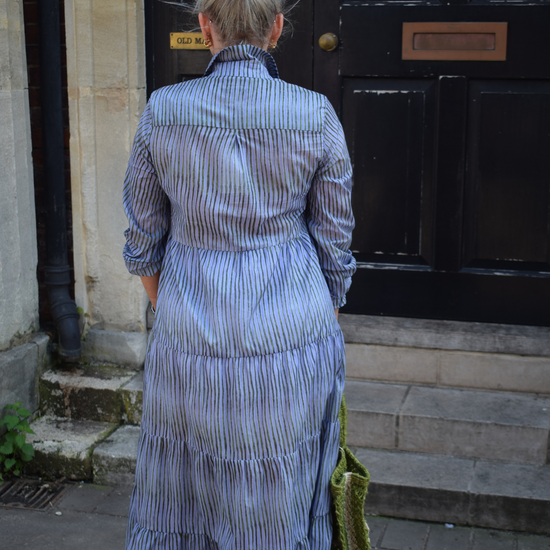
[306,98,356,308]
[123,102,170,276]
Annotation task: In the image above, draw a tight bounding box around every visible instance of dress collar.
[203,44,279,79]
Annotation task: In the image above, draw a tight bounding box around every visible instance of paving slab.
[398,386,550,464]
[518,534,550,550]
[0,505,127,549]
[472,528,517,550]
[57,483,114,513]
[93,425,140,486]
[345,380,408,448]
[26,416,117,480]
[40,365,138,423]
[379,518,429,550]
[366,515,389,548]
[425,524,471,550]
[0,508,127,549]
[3,490,550,550]
[94,485,132,516]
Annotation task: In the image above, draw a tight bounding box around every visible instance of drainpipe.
[38,0,81,361]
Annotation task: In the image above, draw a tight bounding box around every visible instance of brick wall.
[23,0,74,329]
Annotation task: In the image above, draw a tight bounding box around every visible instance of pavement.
[1,483,550,549]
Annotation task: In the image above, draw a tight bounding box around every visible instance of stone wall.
[0,0,48,418]
[64,0,148,366]
[0,0,39,351]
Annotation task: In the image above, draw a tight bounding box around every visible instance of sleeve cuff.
[124,259,162,277]
[332,295,347,309]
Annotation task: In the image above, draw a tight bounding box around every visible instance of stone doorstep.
[40,367,143,425]
[345,380,550,465]
[339,314,550,357]
[353,446,550,536]
[346,342,550,395]
[25,416,118,481]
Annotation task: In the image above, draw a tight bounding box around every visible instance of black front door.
[145,1,550,326]
[315,2,550,326]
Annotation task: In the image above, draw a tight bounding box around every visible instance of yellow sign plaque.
[170,33,209,50]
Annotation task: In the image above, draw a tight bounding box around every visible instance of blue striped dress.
[122,45,356,550]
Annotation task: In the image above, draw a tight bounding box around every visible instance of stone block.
[352,446,550,534]
[0,334,51,420]
[93,425,140,486]
[440,350,550,394]
[469,461,550,535]
[0,87,38,351]
[121,371,143,425]
[92,0,132,88]
[471,460,550,501]
[345,380,408,449]
[355,447,473,525]
[339,314,550,357]
[0,0,28,91]
[26,416,117,480]
[64,0,148,332]
[398,386,550,464]
[470,493,550,537]
[346,343,438,384]
[81,329,147,369]
[40,365,137,423]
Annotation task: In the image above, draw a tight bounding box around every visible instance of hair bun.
[194,0,288,48]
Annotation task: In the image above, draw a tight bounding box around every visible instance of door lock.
[318,33,339,52]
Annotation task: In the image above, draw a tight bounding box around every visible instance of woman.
[122,1,356,548]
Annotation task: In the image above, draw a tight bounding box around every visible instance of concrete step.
[93,425,140,486]
[346,379,550,465]
[341,313,550,394]
[26,415,118,481]
[354,446,550,536]
[40,366,143,425]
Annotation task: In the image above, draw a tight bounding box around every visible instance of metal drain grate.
[0,478,72,510]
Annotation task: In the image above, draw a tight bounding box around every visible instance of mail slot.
[402,23,508,61]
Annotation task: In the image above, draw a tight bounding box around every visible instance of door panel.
[464,81,550,270]
[343,79,436,265]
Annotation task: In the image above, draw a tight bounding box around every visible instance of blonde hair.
[193,0,289,47]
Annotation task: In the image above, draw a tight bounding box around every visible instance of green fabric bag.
[330,394,371,550]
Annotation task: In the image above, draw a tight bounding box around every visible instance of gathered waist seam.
[168,230,310,254]
[150,328,343,361]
